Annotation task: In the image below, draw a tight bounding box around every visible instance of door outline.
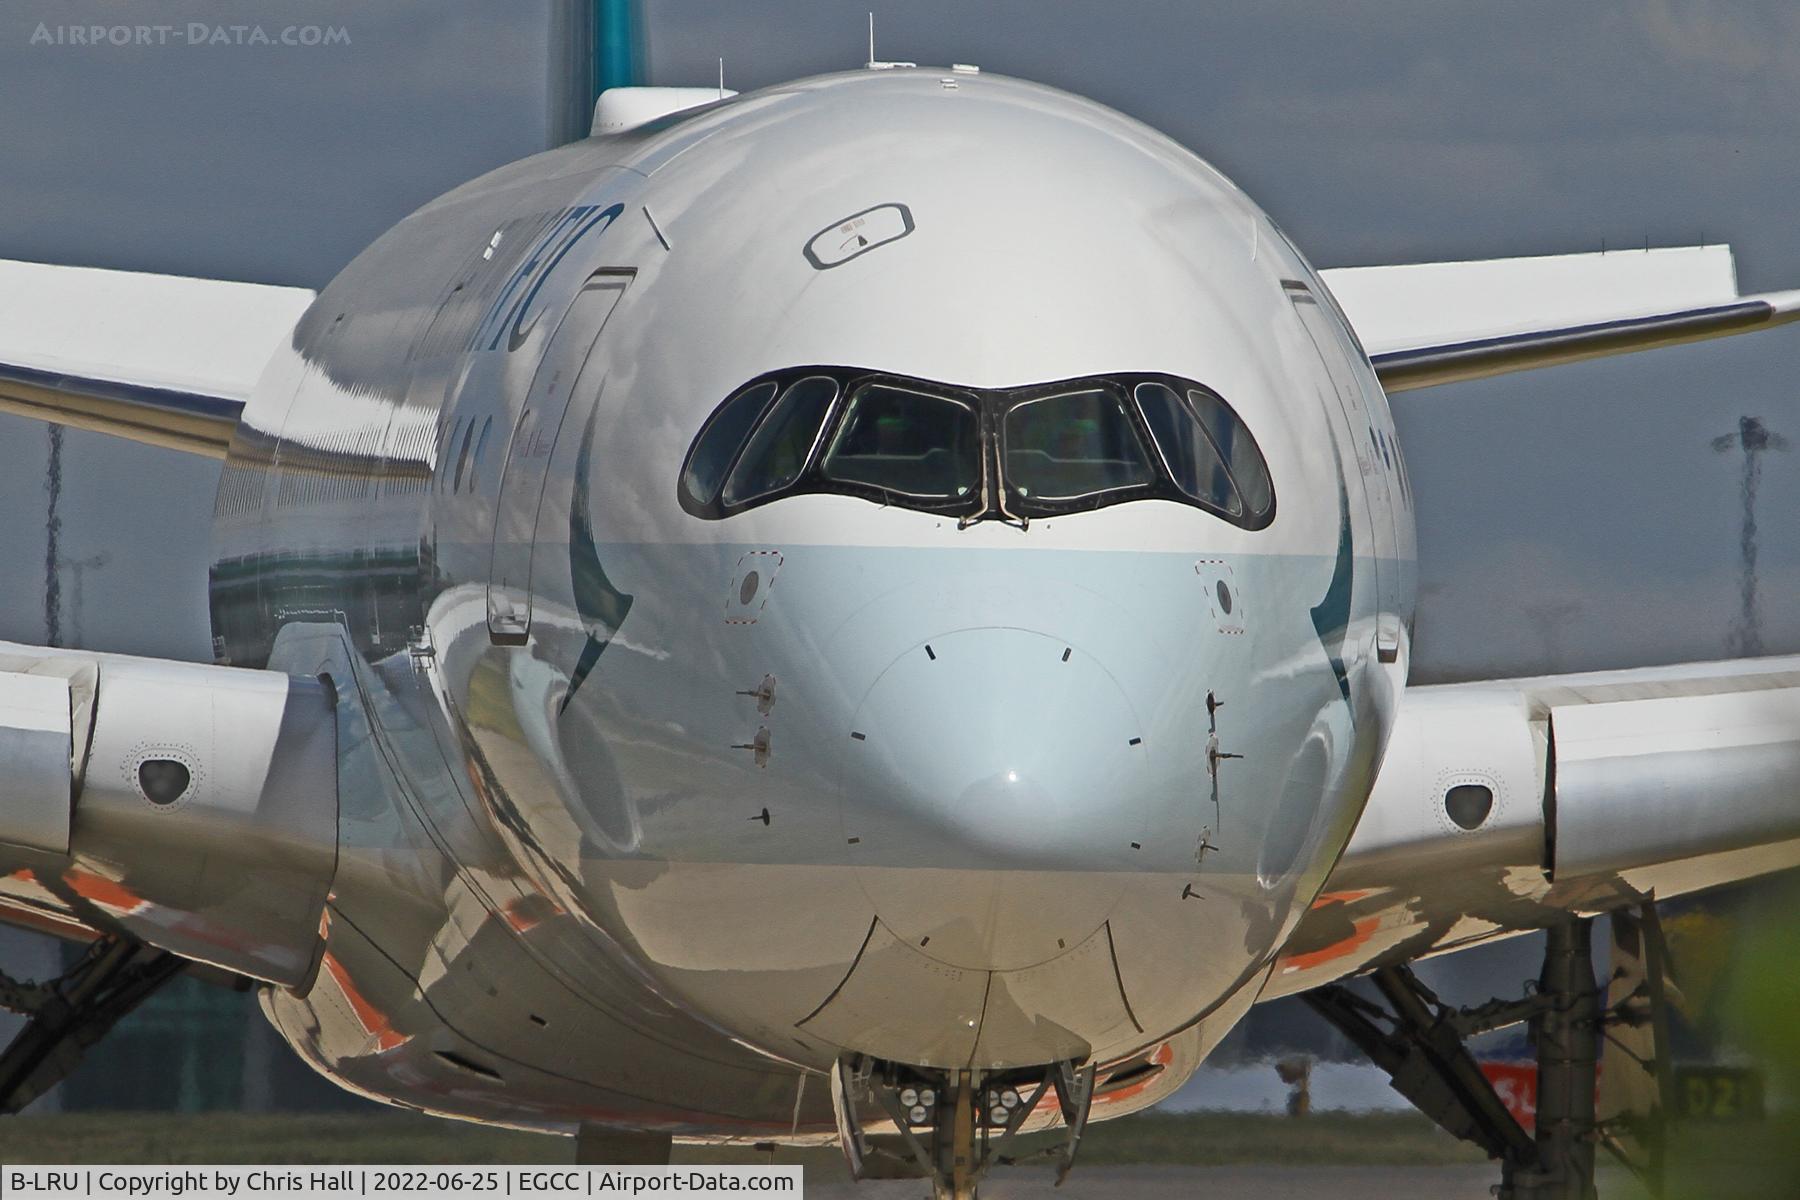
[1285,280,1402,663]
[487,270,632,644]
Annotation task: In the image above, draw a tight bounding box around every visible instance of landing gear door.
[487,271,631,644]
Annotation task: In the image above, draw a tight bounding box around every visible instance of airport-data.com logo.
[29,22,351,48]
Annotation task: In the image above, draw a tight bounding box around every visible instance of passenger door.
[1285,280,1403,662]
[486,270,631,644]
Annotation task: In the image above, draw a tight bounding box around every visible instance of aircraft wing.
[1267,655,1800,998]
[0,257,313,456]
[1319,245,1800,392]
[0,260,327,967]
[0,248,1790,449]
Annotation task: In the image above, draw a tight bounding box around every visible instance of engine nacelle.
[0,642,337,985]
[1344,669,1800,885]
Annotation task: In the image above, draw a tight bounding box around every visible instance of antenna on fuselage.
[862,13,915,71]
[718,56,725,99]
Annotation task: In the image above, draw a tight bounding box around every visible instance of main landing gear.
[1305,906,1677,1200]
[830,1054,1095,1199]
[0,935,186,1113]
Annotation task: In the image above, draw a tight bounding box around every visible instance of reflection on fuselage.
[212,67,1415,1133]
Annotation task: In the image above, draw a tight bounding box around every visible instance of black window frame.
[676,366,1276,530]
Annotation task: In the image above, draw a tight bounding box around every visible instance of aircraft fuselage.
[208,68,1415,1136]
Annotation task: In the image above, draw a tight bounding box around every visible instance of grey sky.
[2,0,1798,680]
[0,0,552,659]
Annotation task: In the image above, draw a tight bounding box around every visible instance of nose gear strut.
[830,1055,1095,1199]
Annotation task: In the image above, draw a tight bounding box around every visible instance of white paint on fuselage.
[219,67,1415,1129]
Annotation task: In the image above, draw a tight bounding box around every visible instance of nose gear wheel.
[830,1054,1096,1198]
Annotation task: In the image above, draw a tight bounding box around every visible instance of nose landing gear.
[830,1055,1095,1198]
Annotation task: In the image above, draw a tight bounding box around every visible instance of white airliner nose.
[841,626,1151,973]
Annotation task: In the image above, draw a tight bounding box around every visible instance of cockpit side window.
[1187,387,1273,519]
[681,380,778,508]
[1134,381,1243,518]
[1003,387,1155,503]
[722,376,839,506]
[820,382,980,503]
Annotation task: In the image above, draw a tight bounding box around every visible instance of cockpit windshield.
[1003,388,1155,502]
[677,368,1274,529]
[821,383,980,502]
